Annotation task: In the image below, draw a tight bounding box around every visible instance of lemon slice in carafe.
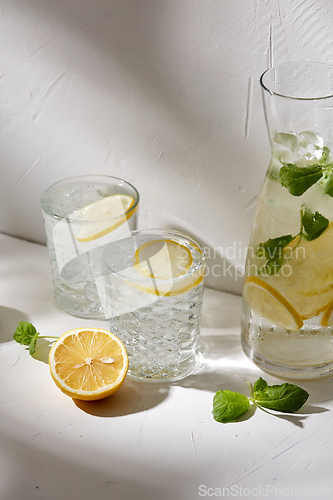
[243,276,303,331]
[266,222,333,320]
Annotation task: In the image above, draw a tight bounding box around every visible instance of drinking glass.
[41,174,139,319]
[102,229,206,382]
[242,62,333,378]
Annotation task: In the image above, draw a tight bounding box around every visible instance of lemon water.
[41,177,138,319]
[242,131,333,377]
[102,231,205,382]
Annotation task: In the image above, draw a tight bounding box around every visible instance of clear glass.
[242,62,333,378]
[102,229,206,382]
[41,175,139,319]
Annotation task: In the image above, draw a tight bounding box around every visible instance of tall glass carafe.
[241,62,333,378]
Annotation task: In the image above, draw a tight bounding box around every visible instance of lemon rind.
[244,276,304,330]
[74,195,137,243]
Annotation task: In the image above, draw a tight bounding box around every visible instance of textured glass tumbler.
[102,229,206,382]
[41,174,139,319]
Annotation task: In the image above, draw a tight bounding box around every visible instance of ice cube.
[273,132,299,163]
[297,131,324,166]
[299,130,324,149]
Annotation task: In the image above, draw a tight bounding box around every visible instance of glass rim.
[260,61,333,101]
[40,174,140,222]
[102,228,206,284]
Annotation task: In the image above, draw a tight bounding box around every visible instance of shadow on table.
[175,332,330,427]
[74,378,170,417]
[0,305,29,343]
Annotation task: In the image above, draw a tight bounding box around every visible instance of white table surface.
[1,233,333,500]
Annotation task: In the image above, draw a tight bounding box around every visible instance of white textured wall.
[1,0,333,294]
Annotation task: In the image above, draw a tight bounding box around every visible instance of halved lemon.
[132,239,203,296]
[243,276,303,331]
[49,328,128,400]
[73,194,137,242]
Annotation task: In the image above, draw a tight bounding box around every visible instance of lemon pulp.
[49,328,128,400]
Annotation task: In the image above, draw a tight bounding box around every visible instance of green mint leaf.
[301,208,329,241]
[280,164,323,196]
[253,381,309,413]
[257,236,291,260]
[318,146,331,165]
[253,377,267,393]
[257,235,294,276]
[320,167,333,197]
[212,390,250,423]
[29,333,40,355]
[13,322,39,346]
[13,322,41,355]
[257,235,294,260]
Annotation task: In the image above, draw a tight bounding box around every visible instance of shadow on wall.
[4,0,259,296]
[7,0,262,189]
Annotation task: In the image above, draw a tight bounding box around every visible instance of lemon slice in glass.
[134,239,193,279]
[243,276,303,331]
[74,194,136,242]
[133,239,202,296]
[49,328,128,400]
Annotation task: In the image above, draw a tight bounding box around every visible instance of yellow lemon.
[49,328,128,400]
[243,276,303,331]
[74,194,137,242]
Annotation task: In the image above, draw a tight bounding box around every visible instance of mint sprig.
[253,378,309,412]
[212,377,309,423]
[13,321,57,355]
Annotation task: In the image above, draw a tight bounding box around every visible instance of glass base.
[241,338,333,379]
[126,357,200,383]
[55,293,106,320]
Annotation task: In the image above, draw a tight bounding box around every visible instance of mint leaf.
[253,377,267,393]
[13,322,40,355]
[13,322,39,347]
[212,390,250,423]
[257,235,294,276]
[280,164,323,196]
[301,208,329,241]
[253,381,309,413]
[318,146,331,165]
[29,332,40,355]
[320,167,333,197]
[257,235,294,260]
